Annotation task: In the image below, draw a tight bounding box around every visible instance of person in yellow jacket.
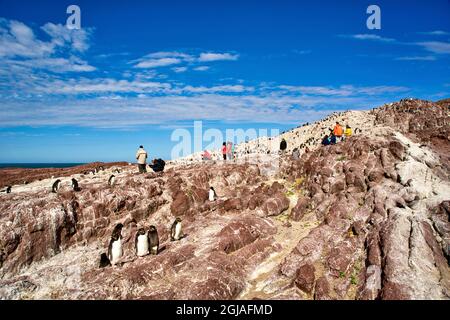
[135,145,148,173]
[344,125,352,139]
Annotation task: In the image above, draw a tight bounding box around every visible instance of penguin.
[148,225,159,255]
[51,179,61,193]
[170,217,183,241]
[71,178,80,191]
[134,228,149,257]
[6,186,11,194]
[98,166,104,171]
[108,175,116,186]
[107,223,123,265]
[208,187,217,202]
[99,253,111,268]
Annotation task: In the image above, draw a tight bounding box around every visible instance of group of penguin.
[2,167,122,195]
[99,217,184,268]
[99,187,218,268]
[51,172,118,193]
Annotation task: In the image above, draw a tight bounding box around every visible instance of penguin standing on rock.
[71,178,80,191]
[148,225,159,255]
[108,223,124,265]
[208,187,217,202]
[108,175,116,186]
[51,179,61,193]
[135,228,149,257]
[4,186,11,193]
[170,218,183,241]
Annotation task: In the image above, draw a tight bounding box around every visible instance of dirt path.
[237,190,319,299]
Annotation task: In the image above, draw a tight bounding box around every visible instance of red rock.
[294,263,316,294]
[170,191,190,216]
[223,198,243,212]
[262,193,290,217]
[314,276,331,300]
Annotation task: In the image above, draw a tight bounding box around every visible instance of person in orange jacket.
[333,122,343,141]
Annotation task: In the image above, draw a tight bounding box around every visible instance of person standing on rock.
[222,142,227,161]
[135,145,148,173]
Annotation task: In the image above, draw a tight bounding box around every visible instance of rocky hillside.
[0,98,449,300]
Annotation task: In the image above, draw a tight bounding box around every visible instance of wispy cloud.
[193,66,210,71]
[418,30,450,36]
[172,66,188,73]
[415,41,450,54]
[198,52,239,62]
[395,55,436,61]
[178,84,253,94]
[34,78,172,94]
[0,79,411,128]
[0,18,95,73]
[134,57,182,68]
[277,85,409,96]
[340,34,396,42]
[341,32,450,59]
[132,51,238,69]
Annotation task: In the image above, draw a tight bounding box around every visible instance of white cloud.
[341,33,450,58]
[0,18,95,73]
[132,51,239,70]
[172,66,188,73]
[198,52,239,62]
[33,78,172,94]
[41,22,92,52]
[144,51,194,61]
[415,41,450,54]
[7,56,96,73]
[278,85,409,96]
[0,92,397,128]
[133,51,196,69]
[342,34,396,42]
[134,57,182,68]
[395,56,436,61]
[0,19,53,58]
[193,66,210,71]
[179,84,253,94]
[418,30,450,36]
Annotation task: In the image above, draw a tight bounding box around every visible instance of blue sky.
[0,0,449,162]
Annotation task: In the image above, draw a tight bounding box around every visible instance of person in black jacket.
[149,158,165,172]
[321,135,330,146]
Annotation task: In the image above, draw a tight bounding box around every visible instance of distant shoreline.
[0,163,86,169]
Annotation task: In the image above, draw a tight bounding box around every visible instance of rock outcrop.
[0,98,449,300]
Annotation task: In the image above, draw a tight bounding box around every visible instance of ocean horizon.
[0,163,86,169]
